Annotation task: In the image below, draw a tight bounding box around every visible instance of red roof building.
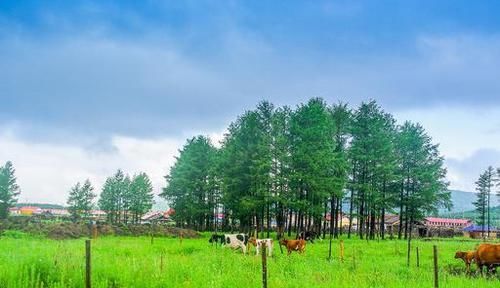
[424,217,471,228]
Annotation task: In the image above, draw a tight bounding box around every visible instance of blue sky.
[1,1,500,204]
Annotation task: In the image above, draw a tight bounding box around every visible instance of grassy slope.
[0,235,498,288]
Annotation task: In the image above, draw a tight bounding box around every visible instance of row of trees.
[162,98,452,240]
[473,166,500,237]
[0,161,20,219]
[67,170,154,223]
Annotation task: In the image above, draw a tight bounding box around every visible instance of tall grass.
[0,234,498,287]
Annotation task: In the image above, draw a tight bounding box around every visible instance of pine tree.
[0,161,20,219]
[129,172,154,224]
[473,166,495,238]
[162,136,218,230]
[67,179,96,221]
[99,170,129,224]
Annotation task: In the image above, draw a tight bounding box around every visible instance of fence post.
[416,246,420,267]
[340,240,344,263]
[262,242,268,288]
[85,240,91,288]
[433,245,439,288]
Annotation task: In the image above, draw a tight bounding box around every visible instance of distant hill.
[15,203,66,209]
[439,190,500,214]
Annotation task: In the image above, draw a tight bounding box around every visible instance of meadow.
[0,233,498,288]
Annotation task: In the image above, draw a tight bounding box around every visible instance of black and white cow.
[208,234,225,246]
[297,231,320,243]
[223,234,249,254]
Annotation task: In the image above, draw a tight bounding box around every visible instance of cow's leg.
[241,243,247,254]
[255,245,260,255]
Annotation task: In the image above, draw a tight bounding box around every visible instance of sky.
[1,0,500,205]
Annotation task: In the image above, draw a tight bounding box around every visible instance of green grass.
[0,234,498,287]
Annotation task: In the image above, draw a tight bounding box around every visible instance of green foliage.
[66,179,96,221]
[99,170,153,224]
[473,166,496,235]
[0,161,20,219]
[163,98,450,241]
[161,136,219,230]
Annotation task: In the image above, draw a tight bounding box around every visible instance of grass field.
[0,233,498,288]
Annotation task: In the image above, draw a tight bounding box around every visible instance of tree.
[289,98,337,235]
[0,161,20,219]
[395,121,451,240]
[162,136,218,230]
[67,179,96,221]
[473,166,495,238]
[129,172,154,224]
[98,170,129,224]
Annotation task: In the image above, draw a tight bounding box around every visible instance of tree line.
[68,170,154,223]
[0,162,155,224]
[162,98,453,240]
[473,166,500,238]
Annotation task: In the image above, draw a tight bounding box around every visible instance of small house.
[463,225,498,239]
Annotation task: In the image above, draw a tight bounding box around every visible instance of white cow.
[223,234,249,254]
[248,237,273,257]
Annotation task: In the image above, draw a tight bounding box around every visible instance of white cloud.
[0,129,189,205]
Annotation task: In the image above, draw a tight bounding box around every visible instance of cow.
[208,234,225,247]
[474,243,500,275]
[248,237,273,257]
[454,251,475,273]
[223,234,249,254]
[279,238,306,255]
[297,231,319,243]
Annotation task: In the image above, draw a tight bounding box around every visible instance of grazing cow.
[297,231,319,243]
[223,234,249,254]
[474,243,500,275]
[248,237,273,257]
[279,238,306,255]
[454,251,475,273]
[208,234,225,246]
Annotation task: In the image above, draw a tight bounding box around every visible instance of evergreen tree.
[289,98,336,235]
[67,179,96,221]
[129,172,154,224]
[98,170,129,224]
[162,136,218,230]
[0,161,20,219]
[473,166,495,238]
[395,121,451,240]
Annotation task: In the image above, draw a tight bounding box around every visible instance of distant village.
[9,205,498,240]
[9,205,176,225]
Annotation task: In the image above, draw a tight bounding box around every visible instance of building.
[424,217,471,228]
[463,225,498,239]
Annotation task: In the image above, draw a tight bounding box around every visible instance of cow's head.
[454,251,465,259]
[248,237,257,246]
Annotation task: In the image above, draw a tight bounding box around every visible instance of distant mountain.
[440,190,500,214]
[15,203,66,209]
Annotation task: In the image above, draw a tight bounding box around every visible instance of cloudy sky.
[1,1,500,204]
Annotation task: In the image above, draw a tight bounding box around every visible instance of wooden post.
[433,245,439,288]
[85,240,91,288]
[353,249,356,270]
[328,233,333,261]
[261,242,268,288]
[92,224,97,239]
[340,240,344,263]
[160,253,164,272]
[416,246,420,267]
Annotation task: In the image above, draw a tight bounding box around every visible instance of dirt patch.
[0,218,200,240]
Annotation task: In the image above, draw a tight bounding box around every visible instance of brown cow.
[279,238,306,255]
[474,243,500,275]
[454,251,475,273]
